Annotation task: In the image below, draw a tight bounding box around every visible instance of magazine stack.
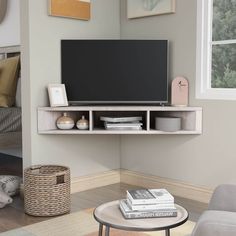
[119,189,177,219]
[100,116,143,130]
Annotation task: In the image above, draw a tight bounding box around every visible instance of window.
[196,0,236,100]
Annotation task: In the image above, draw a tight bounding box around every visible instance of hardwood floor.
[0,183,208,233]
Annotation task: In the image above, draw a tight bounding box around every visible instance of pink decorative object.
[171,76,189,106]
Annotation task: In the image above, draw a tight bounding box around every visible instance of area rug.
[0,208,195,236]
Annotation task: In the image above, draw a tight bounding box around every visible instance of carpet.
[0,208,195,236]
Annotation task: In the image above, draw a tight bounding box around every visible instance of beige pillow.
[0,56,20,107]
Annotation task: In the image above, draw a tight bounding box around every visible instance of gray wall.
[0,0,20,47]
[120,0,236,188]
[20,0,121,177]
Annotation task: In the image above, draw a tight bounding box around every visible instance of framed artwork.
[127,0,175,19]
[48,0,90,21]
[48,84,68,107]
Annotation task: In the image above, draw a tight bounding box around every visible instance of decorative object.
[24,165,71,216]
[0,0,7,24]
[48,84,68,107]
[171,76,189,107]
[56,112,74,130]
[76,115,89,130]
[0,175,22,208]
[155,117,181,132]
[127,0,175,19]
[48,0,90,21]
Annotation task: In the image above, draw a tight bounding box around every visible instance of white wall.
[120,0,236,188]
[0,0,20,47]
[20,0,121,177]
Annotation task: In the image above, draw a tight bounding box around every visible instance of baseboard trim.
[120,169,213,204]
[71,169,213,204]
[71,169,120,193]
[22,168,213,204]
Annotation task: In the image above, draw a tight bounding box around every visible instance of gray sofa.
[191,184,236,236]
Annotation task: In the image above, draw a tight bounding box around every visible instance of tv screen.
[61,40,168,104]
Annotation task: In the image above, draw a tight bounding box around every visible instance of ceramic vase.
[76,115,89,130]
[56,112,74,130]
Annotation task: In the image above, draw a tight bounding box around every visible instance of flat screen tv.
[61,40,168,105]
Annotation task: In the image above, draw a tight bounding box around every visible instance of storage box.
[155,117,181,132]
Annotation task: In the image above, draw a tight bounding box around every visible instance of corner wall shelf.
[38,106,202,135]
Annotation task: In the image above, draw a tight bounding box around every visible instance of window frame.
[196,0,236,100]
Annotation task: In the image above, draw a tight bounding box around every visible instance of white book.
[105,122,142,127]
[100,116,142,123]
[149,189,174,202]
[127,189,174,205]
[105,126,142,130]
[119,199,177,219]
[126,198,176,211]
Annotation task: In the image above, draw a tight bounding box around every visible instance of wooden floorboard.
[0,183,208,233]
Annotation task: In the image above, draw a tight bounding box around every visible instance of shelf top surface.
[38,106,202,112]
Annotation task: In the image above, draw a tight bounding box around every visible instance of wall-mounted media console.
[38,106,202,135]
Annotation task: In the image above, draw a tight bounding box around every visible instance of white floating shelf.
[38,106,202,135]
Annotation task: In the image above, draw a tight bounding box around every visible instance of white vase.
[56,112,75,130]
[76,115,89,130]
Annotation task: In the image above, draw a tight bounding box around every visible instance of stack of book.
[119,189,177,219]
[100,116,143,130]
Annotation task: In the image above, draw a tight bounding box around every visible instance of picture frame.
[127,0,176,19]
[48,0,91,21]
[48,84,68,107]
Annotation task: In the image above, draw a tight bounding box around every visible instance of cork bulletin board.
[49,0,90,21]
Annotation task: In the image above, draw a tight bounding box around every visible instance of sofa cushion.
[192,210,236,236]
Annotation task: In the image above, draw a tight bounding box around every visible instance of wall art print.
[49,0,90,21]
[127,0,175,19]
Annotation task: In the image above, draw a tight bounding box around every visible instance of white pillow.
[15,77,21,107]
[0,185,13,208]
[0,175,22,196]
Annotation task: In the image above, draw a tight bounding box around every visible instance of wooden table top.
[94,200,189,232]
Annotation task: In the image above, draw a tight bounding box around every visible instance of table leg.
[165,229,170,236]
[105,226,110,236]
[98,224,103,236]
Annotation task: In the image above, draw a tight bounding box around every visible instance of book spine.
[129,204,176,211]
[120,208,177,219]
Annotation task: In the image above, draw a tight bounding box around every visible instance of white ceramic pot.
[56,112,75,130]
[76,115,89,130]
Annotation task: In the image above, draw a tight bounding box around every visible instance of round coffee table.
[93,200,188,236]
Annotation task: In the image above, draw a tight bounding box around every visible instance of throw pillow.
[0,175,22,196]
[0,56,20,107]
[0,184,13,208]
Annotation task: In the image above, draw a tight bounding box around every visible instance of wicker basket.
[24,165,70,216]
